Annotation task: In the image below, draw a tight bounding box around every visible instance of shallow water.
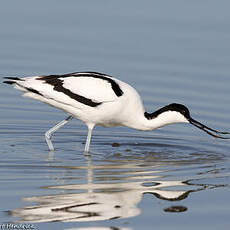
[1,1,230,229]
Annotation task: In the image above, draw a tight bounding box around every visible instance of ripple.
[7,150,229,223]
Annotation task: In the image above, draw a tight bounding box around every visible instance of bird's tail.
[3,76,44,96]
[3,77,24,85]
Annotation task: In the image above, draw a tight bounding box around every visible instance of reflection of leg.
[84,124,95,153]
[45,115,73,151]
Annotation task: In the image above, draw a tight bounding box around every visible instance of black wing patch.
[38,75,102,107]
[38,72,123,107]
[70,72,123,97]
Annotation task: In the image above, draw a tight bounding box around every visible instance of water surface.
[1,1,230,229]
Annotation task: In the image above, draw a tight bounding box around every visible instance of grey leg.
[84,124,94,153]
[45,115,73,151]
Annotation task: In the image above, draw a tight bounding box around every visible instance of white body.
[5,72,190,152]
[13,74,187,130]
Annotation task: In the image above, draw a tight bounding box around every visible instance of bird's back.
[4,72,145,127]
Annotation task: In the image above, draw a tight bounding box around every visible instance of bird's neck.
[125,111,188,131]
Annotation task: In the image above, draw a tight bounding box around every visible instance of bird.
[3,71,230,152]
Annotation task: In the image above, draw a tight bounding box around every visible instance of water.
[1,0,230,229]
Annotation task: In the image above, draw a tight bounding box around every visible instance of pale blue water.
[1,1,230,229]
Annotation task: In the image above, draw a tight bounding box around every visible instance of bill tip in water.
[188,117,230,140]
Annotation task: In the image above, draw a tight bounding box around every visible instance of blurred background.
[1,1,230,123]
[0,1,230,229]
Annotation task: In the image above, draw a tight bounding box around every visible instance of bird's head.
[145,103,230,139]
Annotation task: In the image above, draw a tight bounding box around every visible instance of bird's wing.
[13,72,124,108]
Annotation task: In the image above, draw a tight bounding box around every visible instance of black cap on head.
[163,103,190,119]
[145,103,191,120]
[145,103,230,139]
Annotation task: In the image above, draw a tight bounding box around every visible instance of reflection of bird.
[10,181,190,222]
[9,159,191,222]
[4,72,229,152]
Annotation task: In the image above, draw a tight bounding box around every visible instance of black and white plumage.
[3,71,230,152]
